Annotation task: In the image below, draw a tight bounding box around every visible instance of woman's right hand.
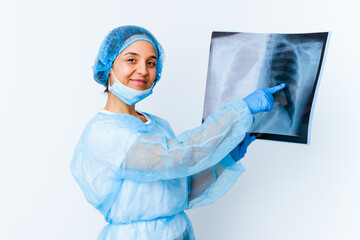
[243,83,286,114]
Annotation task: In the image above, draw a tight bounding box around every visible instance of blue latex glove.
[243,83,286,114]
[230,133,256,162]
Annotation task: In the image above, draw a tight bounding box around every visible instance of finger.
[245,132,252,140]
[267,83,286,94]
[240,143,246,154]
[244,135,250,146]
[265,90,274,104]
[262,91,274,112]
[242,133,253,147]
[240,133,249,144]
[245,135,256,146]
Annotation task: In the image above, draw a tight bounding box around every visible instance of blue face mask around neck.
[109,69,154,105]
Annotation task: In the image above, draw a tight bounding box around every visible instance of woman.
[70,25,285,240]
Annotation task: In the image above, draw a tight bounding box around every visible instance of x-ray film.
[203,31,330,144]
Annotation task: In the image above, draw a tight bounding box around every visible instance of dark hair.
[104,75,110,93]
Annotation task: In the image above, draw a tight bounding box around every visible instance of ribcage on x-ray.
[269,42,299,124]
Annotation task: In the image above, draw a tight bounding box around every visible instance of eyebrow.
[124,52,157,60]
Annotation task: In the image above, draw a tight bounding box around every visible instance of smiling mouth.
[130,79,147,87]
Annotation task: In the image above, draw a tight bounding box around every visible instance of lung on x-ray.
[203,32,330,144]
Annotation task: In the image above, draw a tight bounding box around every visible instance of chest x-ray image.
[203,31,330,144]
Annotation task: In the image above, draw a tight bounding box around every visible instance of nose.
[137,60,149,76]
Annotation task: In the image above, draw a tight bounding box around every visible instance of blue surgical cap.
[92,25,165,87]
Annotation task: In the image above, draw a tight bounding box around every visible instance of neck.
[104,91,137,115]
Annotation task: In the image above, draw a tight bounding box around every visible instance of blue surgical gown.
[70,99,253,240]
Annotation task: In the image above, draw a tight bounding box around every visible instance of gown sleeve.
[121,98,252,182]
[71,98,253,188]
[187,151,245,209]
[70,136,122,215]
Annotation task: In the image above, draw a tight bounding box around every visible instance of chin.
[130,85,150,91]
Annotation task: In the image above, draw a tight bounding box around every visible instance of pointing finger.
[267,83,286,94]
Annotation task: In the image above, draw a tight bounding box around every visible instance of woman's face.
[110,40,157,91]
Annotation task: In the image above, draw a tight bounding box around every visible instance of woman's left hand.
[230,133,256,162]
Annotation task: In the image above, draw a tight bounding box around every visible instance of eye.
[127,58,136,63]
[148,61,157,67]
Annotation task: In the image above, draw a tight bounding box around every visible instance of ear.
[108,69,114,87]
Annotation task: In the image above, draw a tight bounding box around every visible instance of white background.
[1,0,359,239]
